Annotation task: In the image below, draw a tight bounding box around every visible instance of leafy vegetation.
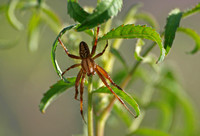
[1,0,200,136]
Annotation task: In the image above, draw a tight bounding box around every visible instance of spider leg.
[61,64,81,77]
[92,41,108,60]
[90,27,100,57]
[96,65,125,92]
[75,69,83,100]
[80,72,86,123]
[58,38,81,59]
[95,68,136,117]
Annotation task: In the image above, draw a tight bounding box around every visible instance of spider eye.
[79,41,90,58]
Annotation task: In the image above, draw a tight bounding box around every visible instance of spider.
[58,27,134,121]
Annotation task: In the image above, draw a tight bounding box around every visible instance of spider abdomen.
[79,41,90,58]
[81,58,96,76]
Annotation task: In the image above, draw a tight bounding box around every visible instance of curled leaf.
[134,38,145,61]
[28,13,41,51]
[6,0,24,30]
[76,0,123,31]
[123,3,143,24]
[177,27,200,54]
[51,24,76,78]
[99,24,165,63]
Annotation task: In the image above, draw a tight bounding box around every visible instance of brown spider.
[58,27,134,121]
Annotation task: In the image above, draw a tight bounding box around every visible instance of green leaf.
[182,3,200,18]
[110,47,128,69]
[127,128,170,136]
[113,103,132,126]
[28,13,41,51]
[164,8,182,55]
[6,0,24,30]
[0,38,18,49]
[134,39,145,61]
[177,27,200,54]
[41,4,61,26]
[158,80,196,136]
[123,3,143,24]
[76,0,123,31]
[148,101,173,132]
[84,29,94,37]
[112,69,128,85]
[134,12,159,29]
[93,86,140,117]
[41,5,61,34]
[98,24,165,63]
[158,67,197,135]
[39,77,76,113]
[0,4,7,13]
[51,24,76,78]
[67,0,90,23]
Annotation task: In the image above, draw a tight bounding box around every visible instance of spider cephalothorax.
[58,27,134,121]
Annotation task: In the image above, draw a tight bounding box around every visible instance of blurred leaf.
[110,47,128,69]
[39,77,76,113]
[158,80,196,136]
[6,0,24,30]
[0,4,7,13]
[41,4,61,26]
[148,101,173,132]
[37,0,42,6]
[18,1,38,10]
[93,86,140,117]
[76,0,123,31]
[98,24,165,63]
[67,0,90,23]
[41,5,61,33]
[177,27,200,54]
[112,69,128,85]
[28,13,41,51]
[127,128,170,136]
[84,29,94,37]
[52,24,76,78]
[123,3,143,24]
[134,12,159,29]
[164,8,182,55]
[113,103,132,126]
[157,66,197,136]
[182,3,200,18]
[0,38,18,49]
[134,39,145,61]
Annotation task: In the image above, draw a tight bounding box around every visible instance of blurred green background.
[0,0,200,135]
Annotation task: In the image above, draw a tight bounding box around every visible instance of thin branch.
[88,76,94,136]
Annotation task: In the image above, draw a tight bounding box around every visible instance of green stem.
[88,76,94,136]
[96,42,157,136]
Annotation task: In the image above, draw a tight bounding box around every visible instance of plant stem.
[96,42,157,136]
[88,76,94,136]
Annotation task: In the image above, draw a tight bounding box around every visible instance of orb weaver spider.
[58,27,135,121]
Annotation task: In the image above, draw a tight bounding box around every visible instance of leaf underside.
[93,86,140,117]
[76,0,123,31]
[98,24,165,63]
[51,24,76,78]
[67,0,90,23]
[39,77,76,113]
